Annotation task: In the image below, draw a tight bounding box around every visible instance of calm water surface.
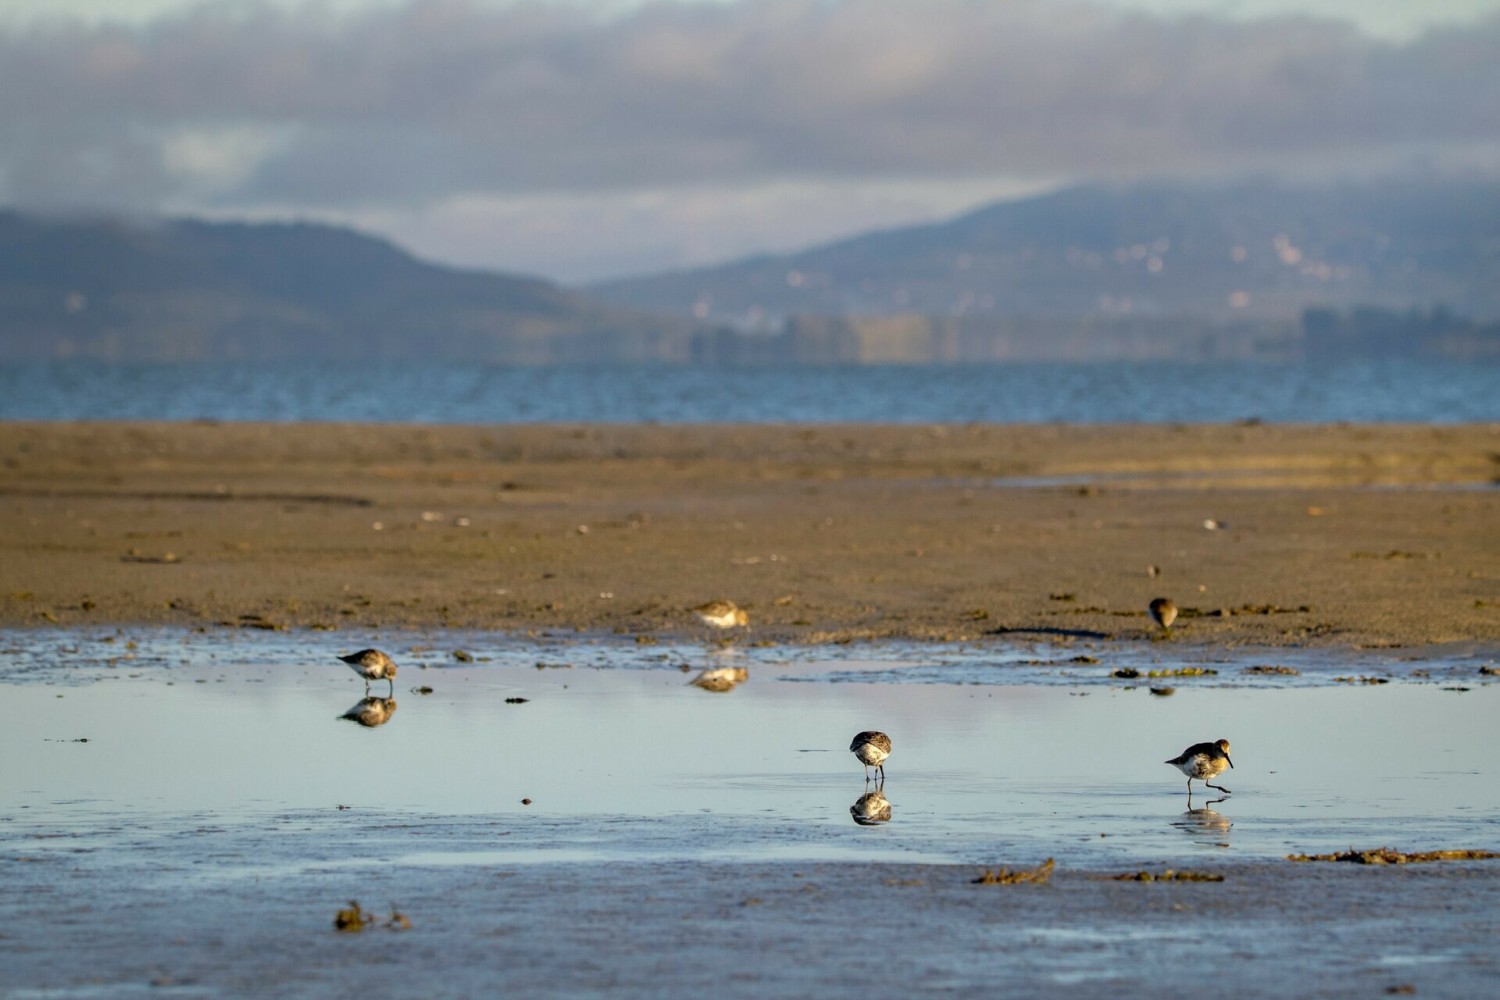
[4,629,1495,867]
[1,359,1495,423]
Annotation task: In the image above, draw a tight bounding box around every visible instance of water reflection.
[339,696,398,728]
[688,666,748,693]
[4,645,1496,864]
[1172,803,1231,847]
[850,788,893,826]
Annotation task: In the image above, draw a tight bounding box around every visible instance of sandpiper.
[849,730,892,782]
[339,696,398,728]
[850,788,893,826]
[688,665,749,692]
[692,600,749,632]
[1149,597,1178,631]
[1165,738,1233,796]
[338,648,398,694]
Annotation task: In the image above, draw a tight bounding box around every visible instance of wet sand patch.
[2,838,1496,997]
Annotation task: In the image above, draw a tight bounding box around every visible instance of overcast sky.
[3,0,1498,282]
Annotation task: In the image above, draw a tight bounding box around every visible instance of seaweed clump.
[972,858,1055,885]
[1148,666,1218,678]
[334,901,369,932]
[1112,869,1224,882]
[1287,848,1500,864]
[334,901,413,931]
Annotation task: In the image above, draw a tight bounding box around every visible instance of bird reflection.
[850,788,893,826]
[1172,803,1231,846]
[688,666,748,692]
[339,696,397,728]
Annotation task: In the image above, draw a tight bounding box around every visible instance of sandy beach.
[3,421,1497,647]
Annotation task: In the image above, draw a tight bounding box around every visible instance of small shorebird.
[339,696,397,728]
[692,600,749,632]
[338,648,398,694]
[688,665,749,692]
[849,730,892,782]
[1165,738,1234,796]
[850,788,893,826]
[1149,597,1178,631]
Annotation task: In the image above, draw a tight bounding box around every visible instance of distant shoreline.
[3,421,1497,647]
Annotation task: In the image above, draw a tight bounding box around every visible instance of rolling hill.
[588,178,1500,327]
[0,212,700,362]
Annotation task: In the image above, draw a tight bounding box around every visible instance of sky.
[3,0,1498,283]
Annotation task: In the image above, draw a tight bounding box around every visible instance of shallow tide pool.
[4,629,1496,869]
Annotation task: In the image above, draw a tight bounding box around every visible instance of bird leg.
[1206,781,1231,794]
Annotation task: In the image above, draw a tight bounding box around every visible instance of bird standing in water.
[849,730,892,782]
[338,649,398,695]
[1165,738,1234,796]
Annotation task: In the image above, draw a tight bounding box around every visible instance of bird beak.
[1225,755,1234,768]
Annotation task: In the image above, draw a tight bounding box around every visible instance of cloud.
[2,0,1497,276]
[355,173,1051,282]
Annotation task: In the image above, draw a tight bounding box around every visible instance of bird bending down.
[849,730,892,782]
[338,648,398,695]
[692,600,749,631]
[1165,738,1233,796]
[1149,597,1178,631]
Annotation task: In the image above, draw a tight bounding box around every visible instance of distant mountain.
[0,212,700,362]
[5,178,1497,367]
[587,178,1500,325]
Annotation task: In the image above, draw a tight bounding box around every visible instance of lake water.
[1,358,1496,423]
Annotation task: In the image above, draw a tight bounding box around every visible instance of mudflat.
[3,421,1497,647]
[3,847,1496,998]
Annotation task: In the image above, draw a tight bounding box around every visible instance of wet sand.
[3,847,1495,998]
[3,421,1498,648]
